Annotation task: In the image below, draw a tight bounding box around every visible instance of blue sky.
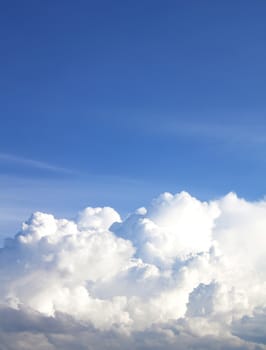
[0,0,266,237]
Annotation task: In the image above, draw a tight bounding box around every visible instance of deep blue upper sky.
[0,0,266,235]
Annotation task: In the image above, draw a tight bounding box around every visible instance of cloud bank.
[0,191,266,349]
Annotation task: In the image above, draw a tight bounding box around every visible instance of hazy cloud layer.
[0,191,266,349]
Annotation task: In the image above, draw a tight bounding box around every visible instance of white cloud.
[0,191,266,349]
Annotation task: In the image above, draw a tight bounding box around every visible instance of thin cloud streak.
[161,121,266,145]
[0,153,74,174]
[116,114,266,146]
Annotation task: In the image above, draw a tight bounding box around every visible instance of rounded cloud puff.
[0,191,266,349]
[113,191,220,264]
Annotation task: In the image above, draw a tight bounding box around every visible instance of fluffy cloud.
[0,191,266,349]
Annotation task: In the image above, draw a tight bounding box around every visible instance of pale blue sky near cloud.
[0,0,266,240]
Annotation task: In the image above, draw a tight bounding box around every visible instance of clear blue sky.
[0,0,266,236]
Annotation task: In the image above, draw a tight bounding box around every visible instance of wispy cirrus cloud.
[0,153,74,174]
[119,113,266,146]
[166,121,266,144]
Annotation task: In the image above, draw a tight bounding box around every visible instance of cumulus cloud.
[0,191,266,349]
